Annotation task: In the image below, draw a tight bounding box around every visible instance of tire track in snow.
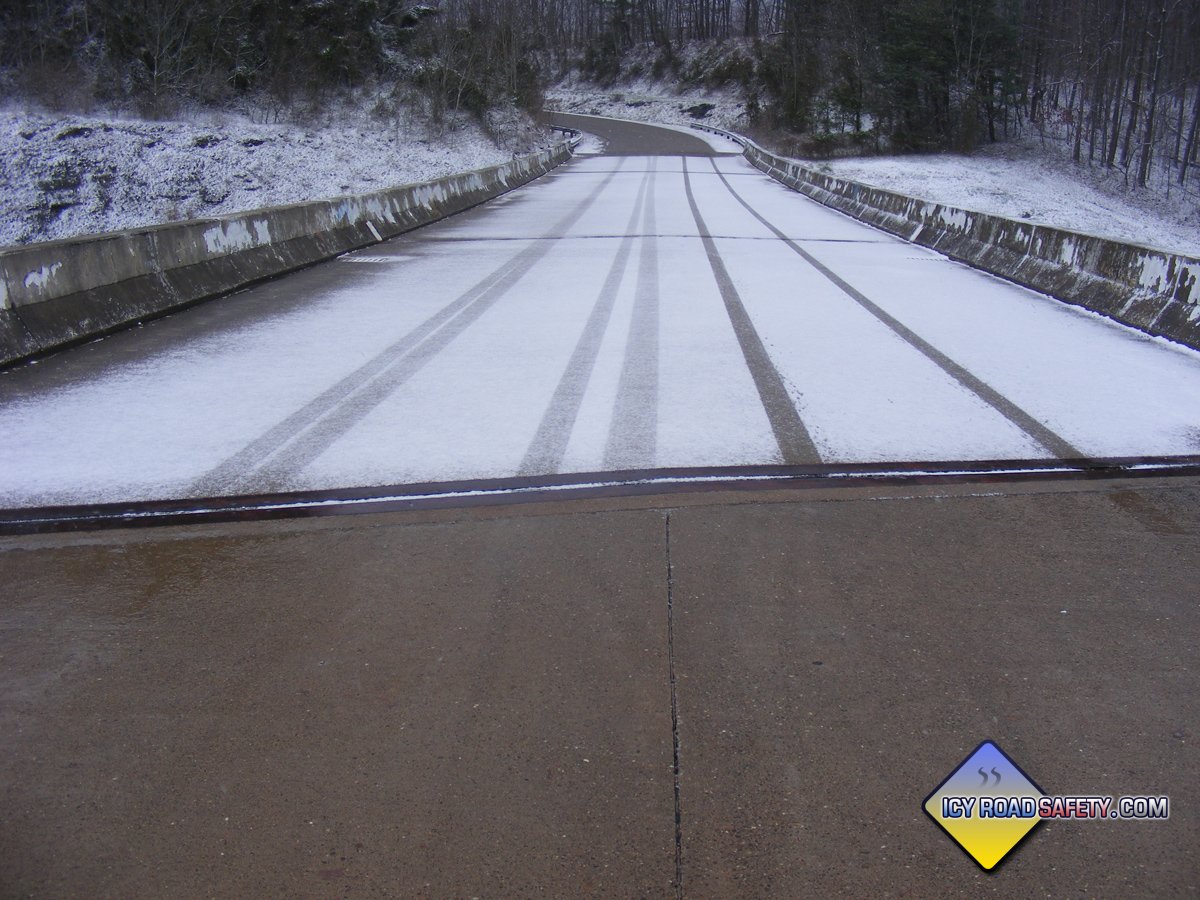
[604,159,662,470]
[519,169,654,475]
[706,158,1082,461]
[193,158,627,494]
[682,157,821,465]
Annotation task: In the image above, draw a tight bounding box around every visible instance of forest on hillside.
[2,0,1197,186]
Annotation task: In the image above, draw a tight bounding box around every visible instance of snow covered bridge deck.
[2,117,1199,510]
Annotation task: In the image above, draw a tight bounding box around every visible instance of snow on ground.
[0,104,554,247]
[549,75,1197,257]
[811,137,1200,257]
[570,130,608,155]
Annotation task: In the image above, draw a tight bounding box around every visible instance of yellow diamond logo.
[924,741,1046,870]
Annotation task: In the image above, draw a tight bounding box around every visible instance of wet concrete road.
[2,476,1198,895]
[2,116,1199,508]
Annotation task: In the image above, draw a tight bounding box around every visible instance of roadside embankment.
[0,140,574,368]
[695,124,1200,352]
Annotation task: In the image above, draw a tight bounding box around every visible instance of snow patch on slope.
[0,106,552,247]
[813,139,1200,257]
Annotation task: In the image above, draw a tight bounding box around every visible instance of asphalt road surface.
[2,115,1199,508]
[2,116,1199,897]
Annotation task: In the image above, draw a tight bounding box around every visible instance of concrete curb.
[692,123,1200,351]
[0,140,575,368]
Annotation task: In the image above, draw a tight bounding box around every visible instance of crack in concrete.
[666,511,683,898]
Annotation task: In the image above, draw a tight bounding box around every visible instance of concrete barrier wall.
[693,124,1200,351]
[0,140,575,367]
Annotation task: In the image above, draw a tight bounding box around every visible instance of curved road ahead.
[2,115,1199,508]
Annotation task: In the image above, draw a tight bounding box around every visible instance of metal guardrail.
[689,122,748,147]
[547,125,584,149]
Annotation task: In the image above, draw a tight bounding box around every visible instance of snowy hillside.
[0,106,552,248]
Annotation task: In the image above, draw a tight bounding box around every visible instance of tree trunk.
[1137,0,1167,187]
[1073,81,1086,163]
[1120,1,1149,170]
[1173,82,1186,165]
[1090,44,1106,165]
[1181,83,1200,185]
[1102,0,1126,166]
[744,0,760,37]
